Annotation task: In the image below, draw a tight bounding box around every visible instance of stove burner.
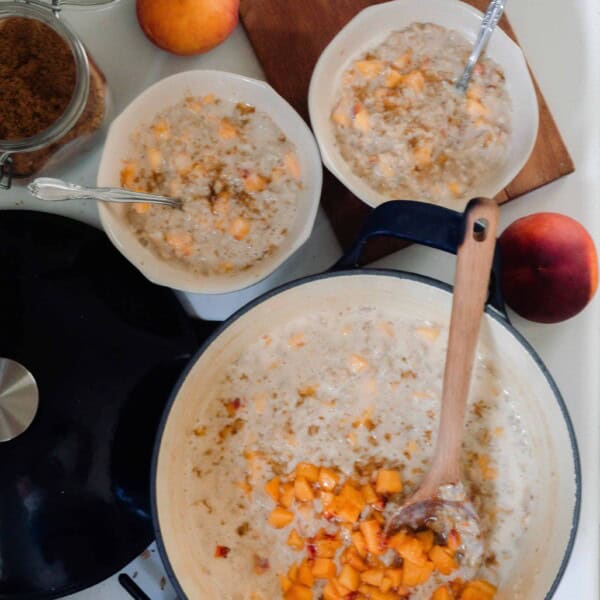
[0,358,38,442]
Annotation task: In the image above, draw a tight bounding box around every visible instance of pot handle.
[332,199,507,317]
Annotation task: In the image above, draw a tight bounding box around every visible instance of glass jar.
[0,0,116,189]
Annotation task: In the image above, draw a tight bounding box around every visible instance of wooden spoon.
[385,199,499,567]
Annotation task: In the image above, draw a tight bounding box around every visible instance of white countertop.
[1,0,598,598]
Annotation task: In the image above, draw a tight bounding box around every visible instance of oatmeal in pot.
[120,95,303,275]
[331,23,512,204]
[186,306,537,599]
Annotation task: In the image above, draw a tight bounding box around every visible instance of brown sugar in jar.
[0,12,107,180]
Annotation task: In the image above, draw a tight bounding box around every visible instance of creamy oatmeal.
[185,305,537,599]
[331,23,512,204]
[120,94,303,275]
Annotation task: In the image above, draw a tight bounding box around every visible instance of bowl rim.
[97,69,323,295]
[308,0,540,209]
[150,268,581,600]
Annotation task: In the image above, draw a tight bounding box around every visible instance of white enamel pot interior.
[152,271,580,600]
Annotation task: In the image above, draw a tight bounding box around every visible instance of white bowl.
[98,70,323,294]
[308,0,539,209]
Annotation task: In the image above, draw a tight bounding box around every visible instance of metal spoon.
[28,177,182,209]
[385,199,499,572]
[456,0,506,93]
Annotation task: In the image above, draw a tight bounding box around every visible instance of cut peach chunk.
[332,102,351,127]
[288,563,299,582]
[359,520,384,555]
[361,483,379,505]
[385,568,403,589]
[360,568,385,587]
[120,162,136,188]
[338,564,360,591]
[466,98,490,117]
[280,575,293,593]
[314,539,341,558]
[375,469,403,494]
[349,354,369,373]
[415,529,434,553]
[287,528,305,551]
[218,118,237,139]
[460,580,497,600]
[319,467,339,490]
[147,147,162,171]
[268,507,294,529]
[294,477,315,502]
[165,231,193,257]
[311,558,337,579]
[394,536,427,566]
[133,202,150,215]
[448,181,463,198]
[296,462,319,482]
[358,585,398,600]
[353,108,371,133]
[404,70,425,93]
[151,120,169,138]
[230,217,250,241]
[401,559,434,586]
[280,483,295,508]
[355,59,385,78]
[387,530,408,553]
[322,582,343,600]
[351,531,368,558]
[344,547,368,572]
[297,558,315,586]
[393,52,412,70]
[330,578,351,597]
[284,583,312,600]
[264,476,280,503]
[433,586,453,600]
[244,173,268,192]
[288,333,305,347]
[429,545,458,575]
[202,93,216,104]
[284,152,301,180]
[212,191,230,215]
[380,576,393,593]
[385,69,404,88]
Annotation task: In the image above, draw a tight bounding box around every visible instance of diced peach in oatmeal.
[360,568,385,587]
[218,118,237,139]
[284,583,312,600]
[318,467,339,490]
[147,147,162,171]
[165,231,193,256]
[354,59,385,78]
[202,93,216,104]
[416,325,440,341]
[187,99,203,113]
[332,102,351,127]
[395,536,427,566]
[460,580,497,600]
[298,558,315,586]
[296,462,319,482]
[294,477,315,502]
[415,529,434,553]
[314,539,342,558]
[338,565,360,591]
[280,483,295,508]
[311,558,337,579]
[448,181,463,198]
[359,520,384,555]
[466,98,490,117]
[287,528,305,551]
[351,531,368,558]
[268,507,294,528]
[349,354,369,373]
[173,152,192,175]
[151,120,169,138]
[385,69,404,88]
[133,202,150,214]
[353,107,371,132]
[244,173,268,192]
[413,143,433,169]
[433,586,452,600]
[264,476,280,502]
[330,578,351,597]
[385,568,403,589]
[404,70,425,93]
[429,545,458,575]
[229,218,250,241]
[288,333,305,347]
[120,162,136,188]
[288,563,299,581]
[375,469,403,494]
[343,546,368,571]
[285,152,302,180]
[402,559,434,586]
[393,51,412,70]
[212,191,230,215]
[322,582,343,600]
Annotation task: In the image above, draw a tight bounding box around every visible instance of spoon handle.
[420,199,499,496]
[28,177,181,209]
[456,0,506,93]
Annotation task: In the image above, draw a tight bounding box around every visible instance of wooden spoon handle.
[417,199,499,499]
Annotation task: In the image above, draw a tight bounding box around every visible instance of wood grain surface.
[240,0,574,259]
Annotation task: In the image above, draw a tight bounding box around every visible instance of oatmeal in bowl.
[98,70,322,294]
[309,0,538,208]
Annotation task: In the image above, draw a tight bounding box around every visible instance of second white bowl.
[308,0,539,209]
[98,70,323,294]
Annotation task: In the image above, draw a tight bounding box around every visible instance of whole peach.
[499,213,598,323]
[136,0,239,56]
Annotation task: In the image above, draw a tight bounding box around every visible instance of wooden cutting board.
[240,0,574,260]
